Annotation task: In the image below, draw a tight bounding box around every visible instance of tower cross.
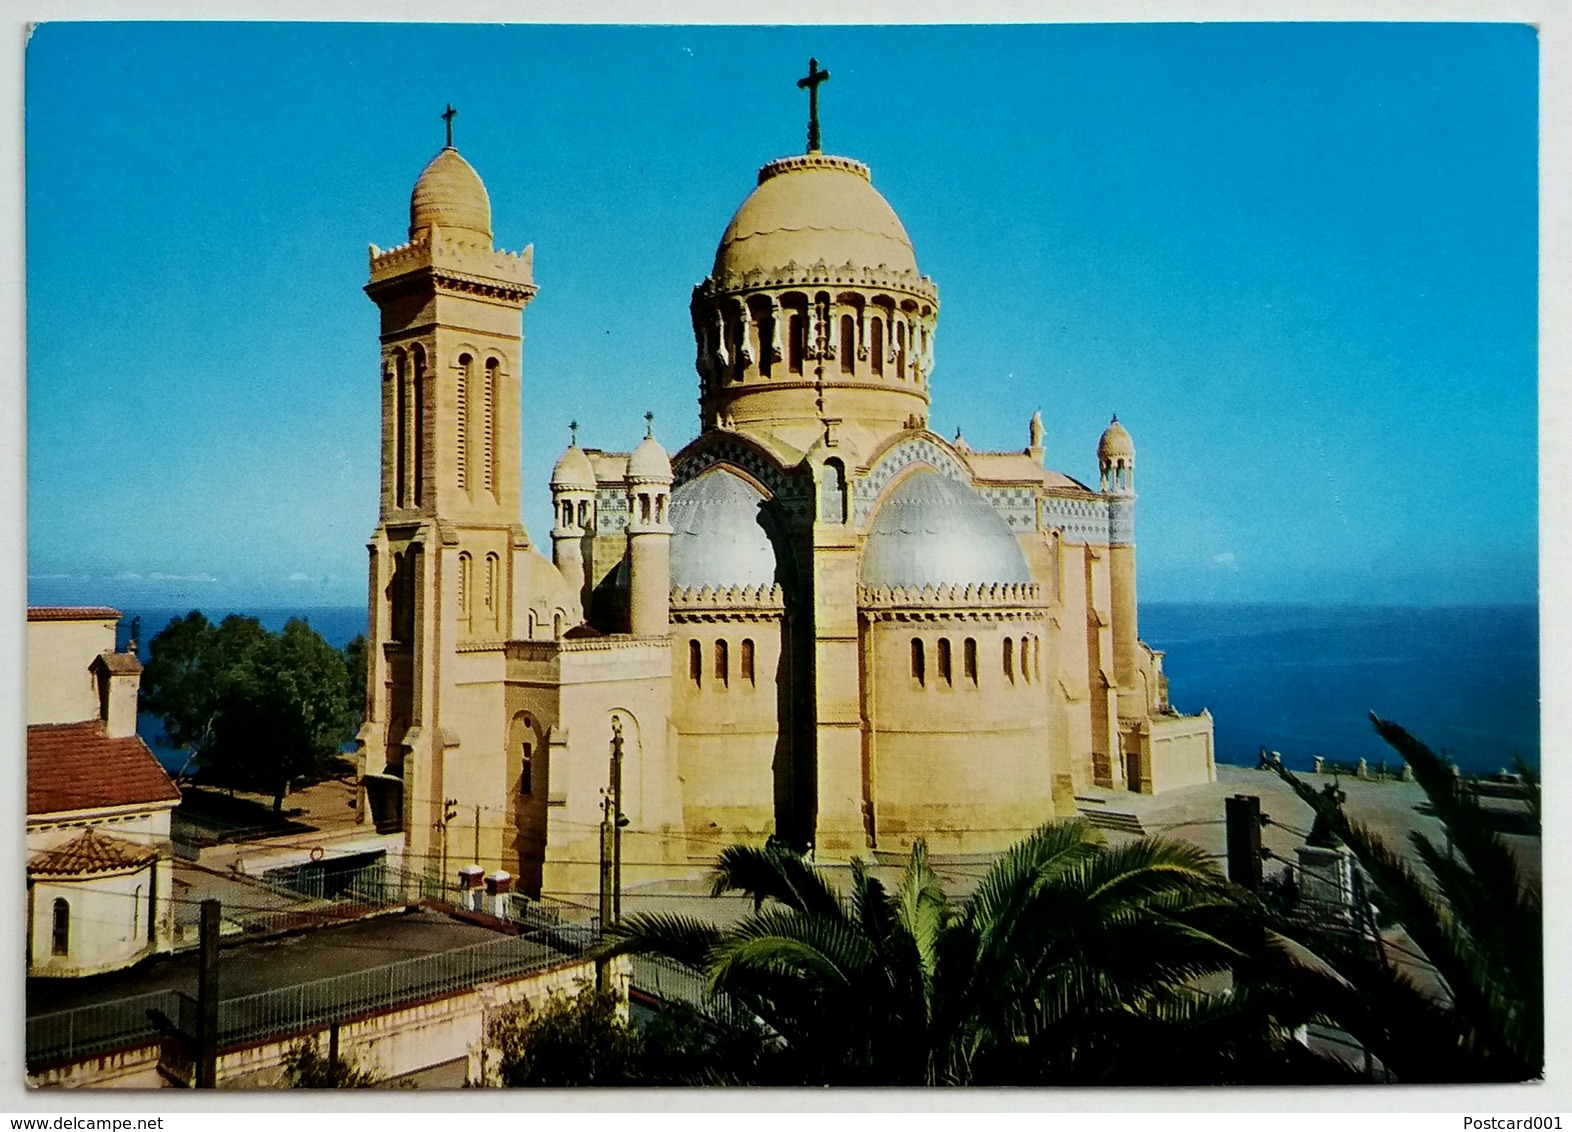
[644,410,655,438]
[796,58,830,154]
[442,104,457,148]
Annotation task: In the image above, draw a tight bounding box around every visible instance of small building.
[27,607,181,977]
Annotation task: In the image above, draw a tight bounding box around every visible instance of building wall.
[28,862,161,978]
[862,615,1054,852]
[27,618,115,726]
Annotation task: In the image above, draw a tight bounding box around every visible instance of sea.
[114,603,1540,779]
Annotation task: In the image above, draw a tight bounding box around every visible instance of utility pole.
[196,898,220,1088]
[1225,794,1264,891]
[599,791,614,930]
[473,803,481,864]
[610,715,625,923]
[440,797,457,896]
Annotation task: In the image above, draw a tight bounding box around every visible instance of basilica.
[355,78,1215,897]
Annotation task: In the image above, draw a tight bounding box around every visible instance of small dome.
[1098,416,1134,462]
[550,445,595,492]
[669,470,780,589]
[628,433,672,482]
[713,154,918,279]
[409,147,492,243]
[860,469,1031,588]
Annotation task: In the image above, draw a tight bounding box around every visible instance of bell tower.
[357,108,538,871]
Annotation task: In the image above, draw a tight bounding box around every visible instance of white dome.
[860,469,1030,588]
[669,470,781,589]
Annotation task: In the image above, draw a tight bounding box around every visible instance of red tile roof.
[27,607,122,622]
[27,722,181,817]
[28,828,158,876]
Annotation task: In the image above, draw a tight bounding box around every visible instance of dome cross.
[797,58,831,154]
[442,104,457,149]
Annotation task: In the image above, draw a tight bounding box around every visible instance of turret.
[626,416,673,637]
[1098,416,1139,692]
[550,428,596,612]
[1027,410,1045,466]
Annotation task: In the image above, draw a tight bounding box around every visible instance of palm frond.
[709,843,846,920]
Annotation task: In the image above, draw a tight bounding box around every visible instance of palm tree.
[606,820,1348,1085]
[1270,714,1542,1082]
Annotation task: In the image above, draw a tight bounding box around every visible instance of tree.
[141,614,359,814]
[605,822,1345,1085]
[1270,714,1542,1082]
[280,1037,382,1088]
[482,983,776,1086]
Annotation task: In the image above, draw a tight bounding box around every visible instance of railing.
[26,989,182,1069]
[629,954,747,1028]
[209,931,580,1050]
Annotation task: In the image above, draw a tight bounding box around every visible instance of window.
[715,639,729,688]
[552,612,563,639]
[521,742,533,795]
[132,885,142,941]
[1004,637,1015,684]
[964,638,978,685]
[820,459,847,524]
[911,638,925,686]
[895,319,906,380]
[457,552,472,620]
[870,317,884,375]
[456,353,472,491]
[689,639,703,686]
[411,345,426,506]
[789,313,806,374]
[729,309,747,377]
[484,358,500,494]
[51,899,69,957]
[758,314,775,377]
[1020,637,1031,683]
[937,638,953,686]
[486,553,500,629]
[394,351,407,506]
[1034,637,1043,682]
[839,314,855,374]
[741,639,755,685]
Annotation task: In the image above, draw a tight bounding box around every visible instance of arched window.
[715,639,729,688]
[689,639,703,686]
[1034,637,1043,682]
[895,319,907,381]
[51,898,69,957]
[729,308,747,379]
[788,312,806,374]
[937,638,953,686]
[521,741,533,795]
[911,638,925,686]
[964,638,978,685]
[1020,637,1031,683]
[552,611,563,639]
[456,353,472,492]
[820,459,847,524]
[758,312,776,378]
[1004,637,1015,684]
[640,493,652,524]
[457,552,472,623]
[839,314,855,374]
[486,553,500,629]
[870,317,884,375]
[577,499,591,528]
[527,610,537,638]
[411,345,426,506]
[394,350,408,507]
[484,358,500,495]
[741,639,755,685]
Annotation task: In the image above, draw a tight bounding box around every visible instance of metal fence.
[629,953,747,1028]
[199,931,582,1051]
[26,988,182,1069]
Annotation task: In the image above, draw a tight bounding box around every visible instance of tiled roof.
[27,722,181,817]
[28,827,157,876]
[27,606,122,622]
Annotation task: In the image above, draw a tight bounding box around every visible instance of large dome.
[670,470,781,589]
[713,154,918,279]
[861,469,1031,588]
[409,147,492,243]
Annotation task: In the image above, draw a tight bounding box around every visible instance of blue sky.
[25,22,1538,609]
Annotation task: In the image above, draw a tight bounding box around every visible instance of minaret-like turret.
[626,415,673,637]
[550,425,596,615]
[1098,416,1139,692]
